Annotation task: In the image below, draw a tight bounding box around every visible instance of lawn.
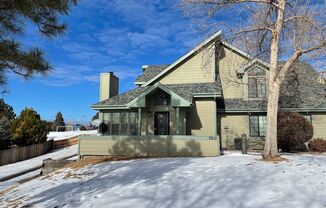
[0,152,325,208]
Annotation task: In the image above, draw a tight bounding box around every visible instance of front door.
[154,112,169,135]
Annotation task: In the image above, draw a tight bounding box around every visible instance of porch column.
[138,108,142,135]
[176,107,180,135]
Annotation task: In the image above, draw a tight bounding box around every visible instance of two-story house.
[91,30,326,151]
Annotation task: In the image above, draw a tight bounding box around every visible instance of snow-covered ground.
[0,145,78,190]
[1,153,325,208]
[47,130,98,141]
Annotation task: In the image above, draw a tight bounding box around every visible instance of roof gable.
[142,30,222,86]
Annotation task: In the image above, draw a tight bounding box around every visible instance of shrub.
[79,125,86,131]
[277,112,313,152]
[309,139,326,152]
[11,108,50,146]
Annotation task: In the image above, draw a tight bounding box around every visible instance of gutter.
[217,108,326,113]
[193,93,221,98]
[91,105,130,110]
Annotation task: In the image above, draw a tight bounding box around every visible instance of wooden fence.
[53,136,78,149]
[0,140,53,166]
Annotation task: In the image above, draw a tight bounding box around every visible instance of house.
[89,30,326,153]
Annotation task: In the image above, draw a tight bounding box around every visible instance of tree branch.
[276,41,326,84]
[186,0,279,7]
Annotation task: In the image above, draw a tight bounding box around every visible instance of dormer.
[236,59,269,100]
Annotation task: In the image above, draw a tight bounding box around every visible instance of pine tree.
[0,116,12,149]
[92,112,99,121]
[51,112,65,131]
[11,108,49,146]
[0,99,15,120]
[0,0,77,92]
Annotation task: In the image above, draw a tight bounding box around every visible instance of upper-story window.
[154,91,170,106]
[248,67,266,99]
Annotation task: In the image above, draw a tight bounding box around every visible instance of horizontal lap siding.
[218,114,249,149]
[219,46,248,99]
[312,114,326,139]
[159,43,215,84]
[187,98,216,136]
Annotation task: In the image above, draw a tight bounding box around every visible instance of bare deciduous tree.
[182,0,325,159]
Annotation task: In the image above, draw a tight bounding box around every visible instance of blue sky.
[3,0,210,124]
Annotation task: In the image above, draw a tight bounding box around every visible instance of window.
[154,92,170,106]
[248,78,266,98]
[102,112,138,135]
[249,115,266,137]
[248,67,266,99]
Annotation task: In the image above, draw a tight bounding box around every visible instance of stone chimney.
[100,72,119,101]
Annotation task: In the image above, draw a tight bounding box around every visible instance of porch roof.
[92,82,221,109]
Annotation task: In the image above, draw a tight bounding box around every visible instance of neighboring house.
[91,30,326,150]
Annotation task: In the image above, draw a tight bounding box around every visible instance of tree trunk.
[262,0,286,159]
[263,81,280,159]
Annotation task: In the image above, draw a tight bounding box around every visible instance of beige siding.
[218,46,248,99]
[312,113,326,139]
[79,136,220,157]
[218,114,249,149]
[187,98,216,136]
[159,43,216,84]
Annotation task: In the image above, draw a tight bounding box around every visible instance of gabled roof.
[135,65,169,84]
[142,30,222,86]
[236,58,269,76]
[92,82,221,110]
[139,30,270,86]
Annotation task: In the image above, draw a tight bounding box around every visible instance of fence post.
[241,134,248,154]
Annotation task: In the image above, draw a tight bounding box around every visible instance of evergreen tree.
[0,0,77,92]
[51,112,65,131]
[0,99,15,120]
[0,116,12,149]
[92,112,99,121]
[11,108,49,146]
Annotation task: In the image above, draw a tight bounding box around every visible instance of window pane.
[248,67,266,76]
[120,112,128,123]
[120,124,128,134]
[112,113,120,124]
[248,78,257,98]
[130,124,138,135]
[112,124,119,135]
[249,116,259,137]
[259,116,267,136]
[154,92,170,106]
[257,78,266,98]
[103,113,111,122]
[129,112,138,124]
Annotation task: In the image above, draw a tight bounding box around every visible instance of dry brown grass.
[257,156,288,163]
[64,156,146,169]
[0,184,19,196]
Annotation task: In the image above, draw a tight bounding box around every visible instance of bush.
[309,139,326,152]
[11,108,50,146]
[277,112,313,152]
[79,125,86,131]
